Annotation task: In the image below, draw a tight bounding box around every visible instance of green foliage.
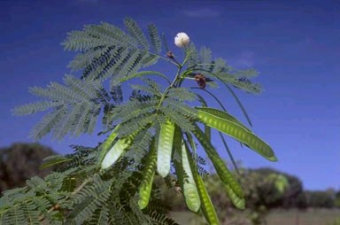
[0,144,178,225]
[6,17,277,224]
[63,18,161,83]
[12,76,108,140]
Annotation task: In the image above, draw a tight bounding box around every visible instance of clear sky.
[1,0,339,190]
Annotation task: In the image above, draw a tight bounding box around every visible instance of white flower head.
[174,32,190,47]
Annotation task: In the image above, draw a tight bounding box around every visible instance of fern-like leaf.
[147,24,162,54]
[124,17,150,50]
[63,19,162,85]
[13,76,109,140]
[67,176,112,224]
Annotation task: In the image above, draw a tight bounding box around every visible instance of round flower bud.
[174,32,190,47]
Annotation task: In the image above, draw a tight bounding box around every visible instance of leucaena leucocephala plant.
[1,18,277,225]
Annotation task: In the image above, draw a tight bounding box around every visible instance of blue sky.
[1,0,339,190]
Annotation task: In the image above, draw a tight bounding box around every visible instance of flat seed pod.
[157,120,175,177]
[98,125,121,165]
[101,137,132,170]
[196,107,251,132]
[181,143,201,212]
[138,138,157,209]
[193,124,244,199]
[224,184,245,209]
[197,108,277,161]
[189,159,219,225]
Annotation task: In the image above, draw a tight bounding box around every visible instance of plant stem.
[156,46,190,110]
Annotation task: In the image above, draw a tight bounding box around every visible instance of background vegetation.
[1,143,339,224]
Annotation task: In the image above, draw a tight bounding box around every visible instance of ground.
[171,208,340,225]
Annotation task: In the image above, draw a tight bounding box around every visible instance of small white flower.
[174,32,190,47]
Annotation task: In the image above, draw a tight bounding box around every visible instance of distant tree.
[282,175,307,208]
[187,167,289,225]
[252,168,307,209]
[237,168,289,225]
[335,190,340,208]
[0,142,58,193]
[305,191,335,208]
